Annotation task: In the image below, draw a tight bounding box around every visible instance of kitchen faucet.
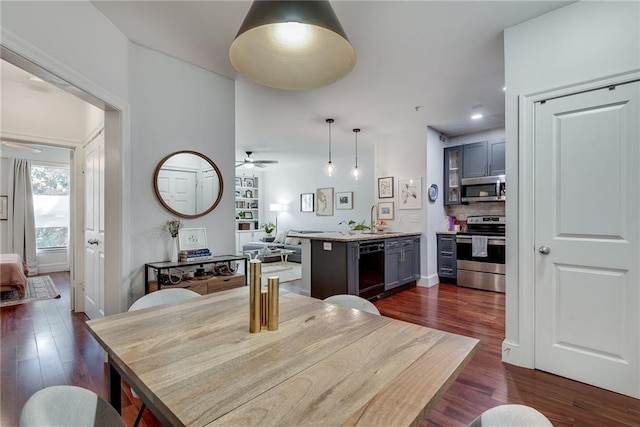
[370,204,377,231]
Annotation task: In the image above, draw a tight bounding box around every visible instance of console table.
[144,254,248,294]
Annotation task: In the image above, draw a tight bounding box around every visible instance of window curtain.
[7,158,38,276]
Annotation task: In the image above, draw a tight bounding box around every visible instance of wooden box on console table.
[148,274,245,295]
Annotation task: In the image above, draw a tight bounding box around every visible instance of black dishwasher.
[358,241,385,300]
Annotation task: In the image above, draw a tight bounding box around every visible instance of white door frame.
[1,29,131,316]
[509,69,640,368]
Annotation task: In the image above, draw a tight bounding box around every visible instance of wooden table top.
[86,287,479,427]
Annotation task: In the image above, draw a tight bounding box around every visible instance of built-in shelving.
[235,175,259,230]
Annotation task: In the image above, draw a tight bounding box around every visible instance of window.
[31,164,70,249]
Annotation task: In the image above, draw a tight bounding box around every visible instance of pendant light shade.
[324,118,336,177]
[229,1,356,90]
[351,128,361,180]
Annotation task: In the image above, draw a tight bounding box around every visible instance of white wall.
[261,150,375,233]
[129,44,236,303]
[1,78,95,144]
[425,127,446,285]
[503,0,640,366]
[1,2,129,102]
[376,126,430,285]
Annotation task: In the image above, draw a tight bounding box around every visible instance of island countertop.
[289,231,422,242]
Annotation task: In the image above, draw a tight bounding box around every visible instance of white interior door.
[201,168,218,211]
[157,169,197,215]
[84,132,105,320]
[534,81,639,398]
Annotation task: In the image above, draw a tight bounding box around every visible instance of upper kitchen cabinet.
[488,139,505,175]
[462,139,505,178]
[444,146,463,205]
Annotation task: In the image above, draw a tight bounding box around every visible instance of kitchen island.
[290,231,421,300]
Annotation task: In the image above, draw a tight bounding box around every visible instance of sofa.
[242,230,323,263]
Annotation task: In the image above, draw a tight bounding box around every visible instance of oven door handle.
[456,236,505,246]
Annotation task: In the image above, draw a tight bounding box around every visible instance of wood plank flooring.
[2,273,639,426]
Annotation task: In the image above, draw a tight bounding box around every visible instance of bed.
[0,253,28,298]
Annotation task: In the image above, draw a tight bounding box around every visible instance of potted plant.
[261,222,276,235]
[260,222,276,242]
[339,220,371,234]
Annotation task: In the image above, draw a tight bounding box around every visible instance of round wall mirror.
[153,150,223,218]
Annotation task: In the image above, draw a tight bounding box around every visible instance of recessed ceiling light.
[502,86,506,92]
[471,113,483,120]
[28,76,44,83]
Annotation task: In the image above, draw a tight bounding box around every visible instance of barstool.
[468,404,553,426]
[324,294,381,315]
[20,385,125,427]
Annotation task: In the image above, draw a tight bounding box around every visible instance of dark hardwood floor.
[2,273,639,426]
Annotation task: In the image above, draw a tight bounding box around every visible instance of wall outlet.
[398,215,404,223]
[410,215,420,223]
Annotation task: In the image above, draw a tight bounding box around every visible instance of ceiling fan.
[236,151,278,169]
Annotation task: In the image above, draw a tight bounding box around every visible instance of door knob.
[87,239,99,245]
[538,246,550,255]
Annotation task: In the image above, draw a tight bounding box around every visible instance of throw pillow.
[285,237,302,245]
[274,231,286,244]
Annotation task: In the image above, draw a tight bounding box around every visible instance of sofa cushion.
[285,237,302,245]
[273,231,286,243]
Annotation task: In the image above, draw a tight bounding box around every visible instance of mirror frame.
[153,150,224,219]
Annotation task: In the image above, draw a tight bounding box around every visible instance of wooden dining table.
[86,287,479,426]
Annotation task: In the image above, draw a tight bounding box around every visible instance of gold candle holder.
[267,276,279,331]
[261,290,268,327]
[249,259,262,333]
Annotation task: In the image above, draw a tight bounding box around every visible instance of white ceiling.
[4,1,572,168]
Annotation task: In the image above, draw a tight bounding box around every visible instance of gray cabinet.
[310,240,358,299]
[385,237,420,291]
[444,146,462,205]
[462,141,488,178]
[488,140,506,175]
[462,139,505,178]
[437,234,457,281]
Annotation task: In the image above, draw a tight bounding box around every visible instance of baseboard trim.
[417,274,438,287]
[501,339,533,368]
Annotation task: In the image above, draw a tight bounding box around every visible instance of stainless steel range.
[456,216,505,293]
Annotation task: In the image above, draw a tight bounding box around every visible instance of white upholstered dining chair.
[468,404,553,426]
[20,385,125,427]
[128,288,200,426]
[324,294,381,315]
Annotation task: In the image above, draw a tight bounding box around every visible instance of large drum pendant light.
[229,1,356,90]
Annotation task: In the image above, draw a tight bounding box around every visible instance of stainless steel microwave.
[461,175,506,203]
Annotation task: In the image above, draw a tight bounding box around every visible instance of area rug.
[260,262,302,286]
[0,276,61,307]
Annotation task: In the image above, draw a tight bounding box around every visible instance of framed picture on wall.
[335,192,353,210]
[178,228,208,251]
[300,193,314,212]
[378,177,394,198]
[398,178,422,209]
[243,177,255,187]
[378,202,394,220]
[315,187,334,216]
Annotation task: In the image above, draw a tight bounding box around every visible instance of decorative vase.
[170,236,179,262]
